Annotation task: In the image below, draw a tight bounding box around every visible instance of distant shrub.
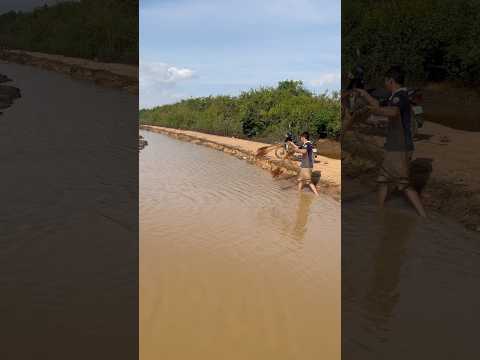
[140,80,341,142]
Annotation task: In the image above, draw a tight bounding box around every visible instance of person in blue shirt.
[356,66,426,217]
[289,132,319,196]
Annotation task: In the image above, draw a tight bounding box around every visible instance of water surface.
[0,63,138,359]
[342,188,480,359]
[140,130,340,360]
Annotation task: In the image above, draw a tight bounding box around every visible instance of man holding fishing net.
[288,132,319,196]
[355,66,427,217]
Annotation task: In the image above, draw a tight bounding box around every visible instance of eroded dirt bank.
[140,125,341,200]
[0,49,138,93]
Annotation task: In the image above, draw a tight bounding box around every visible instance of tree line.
[140,80,341,142]
[343,0,480,84]
[0,0,138,64]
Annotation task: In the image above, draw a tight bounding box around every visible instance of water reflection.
[342,191,480,359]
[364,210,413,340]
[292,193,315,242]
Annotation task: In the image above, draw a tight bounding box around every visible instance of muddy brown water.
[140,130,340,360]
[0,63,138,359]
[342,183,480,359]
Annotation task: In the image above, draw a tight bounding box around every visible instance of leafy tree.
[0,0,138,64]
[343,0,480,84]
[140,81,341,142]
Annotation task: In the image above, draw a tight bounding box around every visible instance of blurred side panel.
[342,0,480,358]
[0,1,139,359]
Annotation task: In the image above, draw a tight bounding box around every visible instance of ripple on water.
[140,130,341,360]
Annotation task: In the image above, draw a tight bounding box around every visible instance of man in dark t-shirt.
[288,132,319,196]
[385,87,414,152]
[356,66,426,217]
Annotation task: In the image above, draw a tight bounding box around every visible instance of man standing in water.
[356,66,427,217]
[289,132,319,196]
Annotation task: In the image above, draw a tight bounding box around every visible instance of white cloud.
[140,61,196,108]
[139,1,340,105]
[140,61,195,87]
[310,73,341,87]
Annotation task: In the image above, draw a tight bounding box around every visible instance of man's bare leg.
[309,183,320,196]
[404,187,427,218]
[298,181,304,192]
[378,183,388,208]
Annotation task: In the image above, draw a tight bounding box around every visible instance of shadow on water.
[409,157,433,194]
[312,170,321,185]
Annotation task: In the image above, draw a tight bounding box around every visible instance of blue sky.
[140,0,340,109]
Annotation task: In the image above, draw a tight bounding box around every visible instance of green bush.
[343,0,480,84]
[140,80,341,142]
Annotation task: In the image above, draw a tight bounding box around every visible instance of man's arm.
[356,88,380,108]
[288,141,307,154]
[370,92,407,119]
[368,105,400,118]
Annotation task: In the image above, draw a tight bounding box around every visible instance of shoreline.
[140,125,341,200]
[0,49,138,94]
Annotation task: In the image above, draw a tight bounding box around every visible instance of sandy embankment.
[411,121,480,230]
[141,125,341,200]
[0,49,138,93]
